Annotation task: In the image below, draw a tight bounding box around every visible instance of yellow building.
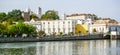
[75,24,88,34]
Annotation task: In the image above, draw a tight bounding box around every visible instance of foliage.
[37,30,45,36]
[75,24,81,34]
[7,24,17,34]
[75,24,88,34]
[0,12,6,21]
[7,21,36,36]
[68,32,74,35]
[0,21,13,35]
[92,28,97,32]
[41,10,59,20]
[94,17,103,20]
[7,9,23,21]
[0,23,6,34]
[78,31,81,34]
[59,32,63,36]
[94,17,98,20]
[0,9,24,22]
[30,14,38,18]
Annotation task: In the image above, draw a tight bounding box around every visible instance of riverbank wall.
[0,34,109,43]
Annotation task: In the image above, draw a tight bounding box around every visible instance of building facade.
[41,20,75,35]
[22,12,30,21]
[66,14,96,20]
[66,14,94,34]
[90,18,119,33]
[24,13,119,35]
[25,21,41,32]
[24,13,95,35]
[25,19,75,35]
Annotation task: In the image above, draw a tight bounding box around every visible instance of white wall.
[90,24,108,33]
[41,20,74,35]
[66,16,85,20]
[24,21,42,32]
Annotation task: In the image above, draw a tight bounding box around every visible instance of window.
[58,28,60,32]
[63,28,65,33]
[82,22,84,24]
[48,22,50,24]
[53,28,55,32]
[63,22,65,24]
[68,21,70,24]
[43,22,45,24]
[68,28,70,32]
[43,28,45,31]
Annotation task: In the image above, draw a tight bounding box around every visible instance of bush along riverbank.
[0,33,110,43]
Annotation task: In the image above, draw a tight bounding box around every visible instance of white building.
[90,24,108,33]
[25,19,75,35]
[90,18,119,33]
[24,19,42,32]
[119,22,120,25]
[66,14,96,20]
[40,20,75,35]
[66,14,95,33]
[24,13,97,35]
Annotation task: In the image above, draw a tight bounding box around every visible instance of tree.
[25,24,36,34]
[7,24,18,35]
[92,28,97,33]
[0,12,6,21]
[68,32,74,35]
[37,30,45,36]
[41,10,59,20]
[0,23,6,34]
[75,24,81,34]
[7,9,23,21]
[78,31,81,34]
[7,21,36,37]
[59,32,63,36]
[30,14,38,19]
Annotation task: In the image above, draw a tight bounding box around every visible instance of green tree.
[7,21,36,37]
[41,10,59,20]
[59,32,63,36]
[92,28,97,33]
[37,30,45,36]
[7,9,23,21]
[7,24,17,35]
[0,12,7,21]
[30,14,38,19]
[0,23,6,34]
[68,32,74,35]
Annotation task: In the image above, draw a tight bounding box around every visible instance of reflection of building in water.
[72,41,87,55]
[109,40,117,55]
[36,42,72,55]
[35,40,119,55]
[95,40,108,55]
[0,40,120,55]
[116,40,120,55]
[73,40,114,55]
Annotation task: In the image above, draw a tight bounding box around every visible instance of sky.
[0,0,120,21]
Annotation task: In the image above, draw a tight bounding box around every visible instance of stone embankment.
[0,34,109,43]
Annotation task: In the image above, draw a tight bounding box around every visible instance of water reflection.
[0,40,120,55]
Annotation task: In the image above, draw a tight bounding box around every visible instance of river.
[0,40,120,55]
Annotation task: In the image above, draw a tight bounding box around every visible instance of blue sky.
[0,0,120,21]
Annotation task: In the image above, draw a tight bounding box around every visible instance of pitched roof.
[93,18,118,24]
[66,13,96,17]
